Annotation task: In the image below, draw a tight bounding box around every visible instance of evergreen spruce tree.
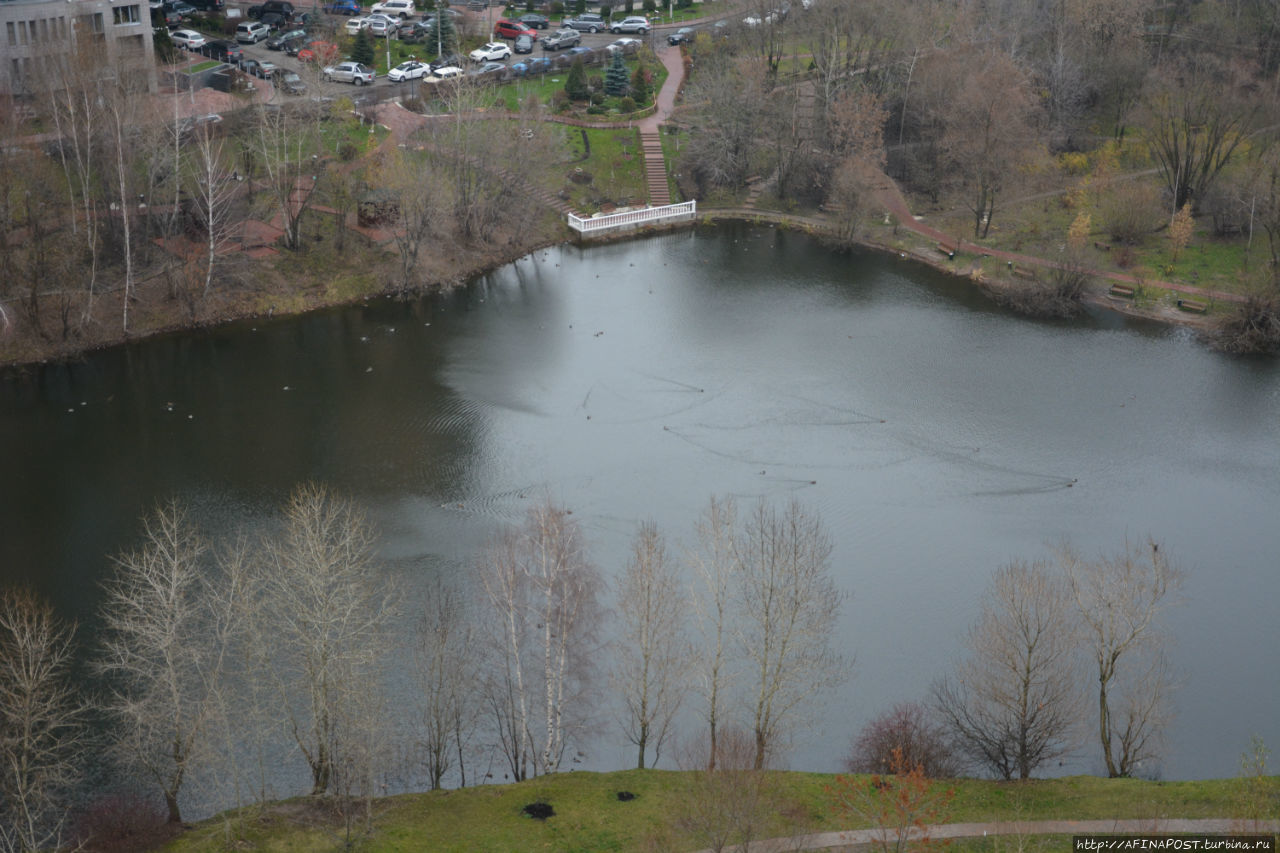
[565,57,589,101]
[435,10,458,57]
[605,50,630,96]
[352,27,375,65]
[629,64,650,105]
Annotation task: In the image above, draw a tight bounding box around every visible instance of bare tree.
[97,500,239,824]
[254,484,397,795]
[1060,539,1182,778]
[933,560,1080,780]
[478,500,604,781]
[679,58,769,194]
[735,498,847,770]
[942,49,1038,239]
[613,521,688,770]
[686,495,740,771]
[0,589,88,853]
[1142,58,1259,212]
[414,577,480,790]
[828,747,956,853]
[186,124,240,305]
[251,103,325,251]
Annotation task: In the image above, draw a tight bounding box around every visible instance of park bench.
[1012,267,1038,281]
[937,240,958,260]
[1109,284,1135,298]
[1094,241,1112,251]
[1177,298,1207,313]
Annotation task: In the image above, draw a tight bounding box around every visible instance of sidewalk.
[699,818,1280,853]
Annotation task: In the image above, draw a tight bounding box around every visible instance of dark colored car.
[259,11,287,29]
[514,33,533,54]
[510,55,551,76]
[187,0,224,10]
[399,20,431,42]
[518,12,548,28]
[151,5,182,26]
[468,60,506,79]
[200,39,244,63]
[272,68,307,94]
[493,18,537,40]
[668,26,695,44]
[267,27,306,48]
[323,0,361,12]
[429,52,463,71]
[164,1,197,17]
[248,0,293,19]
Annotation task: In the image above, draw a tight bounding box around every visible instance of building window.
[39,19,49,42]
[77,13,105,34]
[17,20,27,45]
[112,5,140,25]
[6,22,14,47]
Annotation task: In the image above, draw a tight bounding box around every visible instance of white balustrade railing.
[567,201,697,235]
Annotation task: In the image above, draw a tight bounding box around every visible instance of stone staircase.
[639,129,670,206]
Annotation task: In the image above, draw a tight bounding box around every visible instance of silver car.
[322,61,376,84]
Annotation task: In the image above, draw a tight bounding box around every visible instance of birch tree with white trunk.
[686,495,740,771]
[479,500,603,780]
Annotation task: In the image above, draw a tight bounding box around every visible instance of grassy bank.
[164,770,1269,852]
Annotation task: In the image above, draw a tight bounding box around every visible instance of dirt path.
[696,818,1280,853]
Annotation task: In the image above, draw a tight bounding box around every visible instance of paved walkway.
[697,818,1280,853]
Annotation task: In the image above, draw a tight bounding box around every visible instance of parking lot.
[185,5,674,105]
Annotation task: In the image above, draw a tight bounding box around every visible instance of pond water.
[2,222,1278,798]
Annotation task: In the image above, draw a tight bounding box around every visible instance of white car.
[605,37,642,54]
[469,41,511,62]
[322,60,376,84]
[427,65,462,81]
[344,16,369,34]
[170,28,207,49]
[387,59,429,81]
[369,0,413,17]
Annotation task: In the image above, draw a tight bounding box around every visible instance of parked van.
[236,21,269,42]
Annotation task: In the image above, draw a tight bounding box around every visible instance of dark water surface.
[3,223,1278,791]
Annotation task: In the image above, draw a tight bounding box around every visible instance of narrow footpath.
[699,818,1280,853]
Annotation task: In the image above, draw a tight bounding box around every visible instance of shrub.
[338,142,360,162]
[1101,180,1162,245]
[624,0,634,12]
[600,2,612,16]
[845,702,960,778]
[590,91,605,105]
[619,95,636,112]
[587,104,606,114]
[643,0,656,11]
[549,0,563,13]
[72,793,176,853]
[1057,151,1089,175]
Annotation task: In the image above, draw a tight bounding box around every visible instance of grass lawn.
[162,770,1267,853]
[557,125,647,209]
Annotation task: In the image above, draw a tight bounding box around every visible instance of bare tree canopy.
[1060,538,1182,778]
[735,498,848,770]
[686,495,741,772]
[613,520,689,770]
[0,589,88,853]
[414,577,481,791]
[479,499,604,781]
[254,484,397,796]
[97,500,237,824]
[933,559,1079,780]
